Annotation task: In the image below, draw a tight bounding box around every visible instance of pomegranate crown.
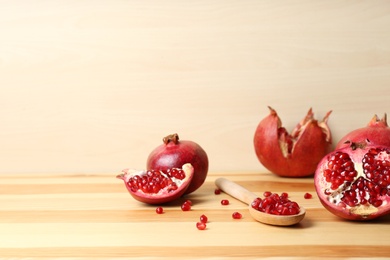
[163,133,180,145]
[369,114,388,127]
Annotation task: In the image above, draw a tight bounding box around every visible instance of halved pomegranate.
[314,141,390,220]
[117,163,194,205]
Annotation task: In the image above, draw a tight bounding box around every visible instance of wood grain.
[0,172,389,259]
[1,1,390,174]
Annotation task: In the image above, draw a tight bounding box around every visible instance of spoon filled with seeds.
[215,178,306,226]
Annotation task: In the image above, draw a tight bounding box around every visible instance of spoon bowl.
[215,178,305,226]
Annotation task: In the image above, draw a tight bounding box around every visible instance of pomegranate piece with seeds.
[314,140,390,220]
[251,192,300,215]
[116,163,194,205]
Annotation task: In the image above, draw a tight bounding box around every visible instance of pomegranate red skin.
[336,114,390,149]
[254,107,332,177]
[147,134,209,194]
[117,163,194,205]
[314,142,390,221]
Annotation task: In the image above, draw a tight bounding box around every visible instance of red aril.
[200,214,208,223]
[232,212,242,219]
[336,113,390,149]
[196,222,207,230]
[304,193,312,199]
[181,200,192,211]
[251,192,300,215]
[254,107,332,177]
[117,163,194,205]
[156,207,164,214]
[314,141,390,220]
[221,199,229,205]
[147,133,209,194]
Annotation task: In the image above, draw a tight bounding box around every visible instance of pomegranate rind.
[336,114,390,149]
[254,107,332,177]
[117,163,194,205]
[314,144,390,221]
[146,134,209,194]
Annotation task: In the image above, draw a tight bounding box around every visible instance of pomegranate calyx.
[368,113,388,127]
[163,133,180,145]
[343,140,370,150]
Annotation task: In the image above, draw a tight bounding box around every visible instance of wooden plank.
[0,172,389,258]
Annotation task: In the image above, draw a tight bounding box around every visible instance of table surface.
[1,171,389,259]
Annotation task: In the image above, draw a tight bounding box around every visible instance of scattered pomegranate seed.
[185,199,193,205]
[196,222,207,230]
[214,188,222,195]
[232,212,242,219]
[200,214,208,223]
[304,192,313,199]
[181,201,191,211]
[221,199,229,205]
[155,206,164,214]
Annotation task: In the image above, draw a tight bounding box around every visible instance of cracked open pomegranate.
[147,133,208,194]
[314,140,390,220]
[336,113,390,149]
[254,106,332,177]
[117,163,194,204]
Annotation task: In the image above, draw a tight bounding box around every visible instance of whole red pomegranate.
[147,133,209,194]
[336,113,390,149]
[117,163,194,204]
[314,141,390,220]
[254,106,332,177]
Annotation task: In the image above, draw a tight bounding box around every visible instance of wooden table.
[1,172,389,259]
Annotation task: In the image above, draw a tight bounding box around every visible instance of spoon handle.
[215,178,258,205]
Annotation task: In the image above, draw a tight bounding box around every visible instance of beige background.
[1,1,389,174]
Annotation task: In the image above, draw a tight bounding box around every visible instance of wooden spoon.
[215,177,306,226]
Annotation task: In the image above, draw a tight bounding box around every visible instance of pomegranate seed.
[214,188,221,195]
[127,168,186,194]
[155,206,164,214]
[221,199,229,205]
[280,192,289,200]
[232,212,242,219]
[263,191,272,197]
[181,201,191,211]
[251,192,300,216]
[200,214,208,223]
[185,199,192,206]
[196,222,207,230]
[304,192,312,199]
